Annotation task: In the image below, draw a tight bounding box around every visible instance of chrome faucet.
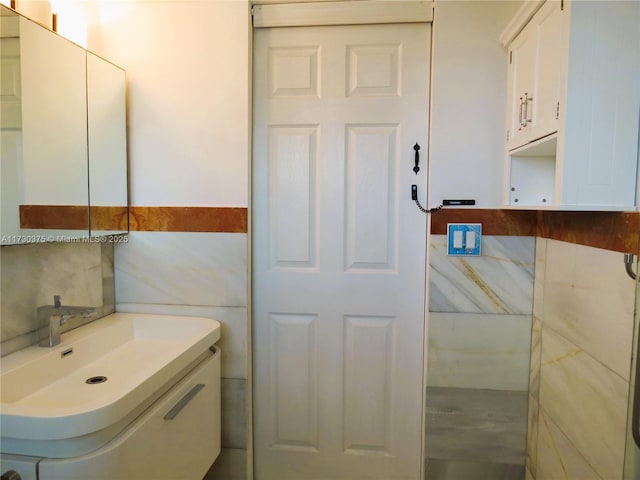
[38,295,97,347]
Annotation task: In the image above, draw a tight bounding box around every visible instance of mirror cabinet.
[0,4,128,244]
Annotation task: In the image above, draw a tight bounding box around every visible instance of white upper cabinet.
[506,0,565,151]
[506,16,536,151]
[501,0,640,210]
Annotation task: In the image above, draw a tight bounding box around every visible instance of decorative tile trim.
[537,210,638,253]
[19,205,248,234]
[431,209,639,253]
[91,206,129,231]
[23,205,634,243]
[128,206,248,233]
[19,205,89,230]
[431,209,537,236]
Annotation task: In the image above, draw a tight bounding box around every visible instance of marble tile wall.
[624,300,640,480]
[428,235,535,391]
[0,241,114,356]
[528,239,636,480]
[114,231,249,476]
[427,312,531,390]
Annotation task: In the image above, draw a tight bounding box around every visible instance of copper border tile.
[430,208,639,253]
[537,211,639,253]
[129,206,247,233]
[90,206,129,231]
[430,209,538,236]
[19,204,636,251]
[19,205,89,230]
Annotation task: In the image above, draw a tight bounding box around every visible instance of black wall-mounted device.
[442,199,476,206]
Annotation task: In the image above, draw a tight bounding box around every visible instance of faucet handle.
[54,295,61,308]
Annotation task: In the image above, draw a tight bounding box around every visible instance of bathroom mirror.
[0,4,128,245]
[86,51,128,237]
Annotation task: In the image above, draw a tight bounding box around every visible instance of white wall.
[429,0,521,208]
[83,0,517,210]
[87,0,250,207]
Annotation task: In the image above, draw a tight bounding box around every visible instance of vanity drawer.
[39,347,221,480]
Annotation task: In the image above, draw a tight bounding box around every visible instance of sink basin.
[0,313,220,458]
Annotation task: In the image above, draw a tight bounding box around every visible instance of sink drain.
[86,376,108,384]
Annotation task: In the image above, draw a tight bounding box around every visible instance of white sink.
[0,313,220,458]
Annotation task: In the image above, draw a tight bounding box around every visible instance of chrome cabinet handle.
[625,253,637,280]
[523,92,533,125]
[518,96,524,129]
[164,384,205,420]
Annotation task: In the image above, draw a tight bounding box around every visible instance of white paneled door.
[253,23,430,480]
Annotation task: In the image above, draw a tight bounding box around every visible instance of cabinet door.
[529,0,567,142]
[39,351,221,480]
[561,0,640,209]
[19,17,89,219]
[86,52,128,236]
[506,20,536,151]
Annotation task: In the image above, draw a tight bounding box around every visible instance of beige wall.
[429,0,521,208]
[87,0,251,208]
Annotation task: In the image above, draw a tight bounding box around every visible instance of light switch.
[465,230,476,248]
[453,230,464,249]
[447,223,482,256]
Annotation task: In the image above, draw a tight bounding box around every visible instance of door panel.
[269,313,318,450]
[268,125,318,269]
[345,124,398,271]
[253,23,430,480]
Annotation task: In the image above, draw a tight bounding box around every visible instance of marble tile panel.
[624,436,640,480]
[101,242,115,313]
[539,327,628,480]
[424,458,525,480]
[536,407,601,480]
[1,242,104,355]
[529,316,542,400]
[526,395,539,478]
[429,235,535,314]
[525,466,534,480]
[221,378,247,449]
[543,239,635,379]
[114,231,247,308]
[204,448,247,480]
[533,238,546,320]
[116,303,248,379]
[425,386,527,465]
[427,312,532,391]
[624,309,640,480]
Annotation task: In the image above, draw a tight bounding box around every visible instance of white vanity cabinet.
[38,348,221,480]
[502,0,640,210]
